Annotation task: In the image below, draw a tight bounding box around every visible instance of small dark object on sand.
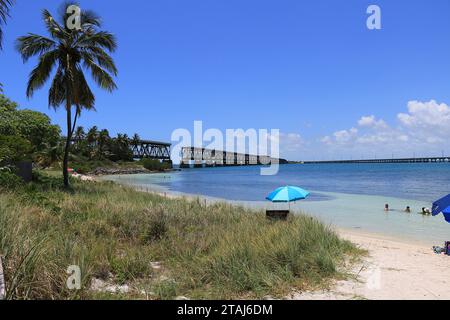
[266,210,290,220]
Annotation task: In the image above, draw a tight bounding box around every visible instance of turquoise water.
[104,163,450,244]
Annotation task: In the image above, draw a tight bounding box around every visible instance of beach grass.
[0,172,363,300]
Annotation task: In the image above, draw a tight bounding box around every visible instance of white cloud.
[398,100,450,129]
[333,128,358,144]
[316,100,450,159]
[358,115,388,129]
[260,131,305,157]
[397,100,450,145]
[278,132,304,153]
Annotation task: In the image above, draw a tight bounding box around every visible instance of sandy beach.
[291,230,450,300]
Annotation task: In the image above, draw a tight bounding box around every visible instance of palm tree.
[86,126,98,145]
[35,140,64,169]
[130,133,140,158]
[117,133,130,151]
[131,133,140,146]
[73,125,85,153]
[16,2,118,187]
[97,128,110,158]
[74,126,85,141]
[86,126,98,159]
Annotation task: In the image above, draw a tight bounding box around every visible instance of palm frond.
[42,9,67,41]
[26,49,59,98]
[73,65,95,110]
[48,66,66,108]
[82,56,117,92]
[0,0,13,24]
[0,0,14,50]
[80,47,118,75]
[15,33,56,62]
[81,9,102,29]
[76,31,117,52]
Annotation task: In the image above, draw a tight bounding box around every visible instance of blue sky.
[1,0,450,160]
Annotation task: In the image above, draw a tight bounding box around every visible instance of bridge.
[180,147,288,168]
[301,156,450,164]
[130,139,171,160]
[70,137,171,161]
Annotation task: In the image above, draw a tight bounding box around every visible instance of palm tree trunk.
[63,101,72,188]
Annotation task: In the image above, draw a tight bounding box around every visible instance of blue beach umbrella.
[432,194,450,223]
[266,186,310,209]
[432,194,450,216]
[443,207,450,223]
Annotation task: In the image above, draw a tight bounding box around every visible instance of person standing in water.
[384,204,389,212]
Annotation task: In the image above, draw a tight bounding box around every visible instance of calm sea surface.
[104,163,450,244]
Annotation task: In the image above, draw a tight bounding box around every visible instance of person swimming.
[421,207,431,215]
[405,206,411,213]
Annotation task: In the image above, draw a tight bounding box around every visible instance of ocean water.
[103,163,450,244]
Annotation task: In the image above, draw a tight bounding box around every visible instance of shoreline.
[88,167,178,176]
[100,175,438,246]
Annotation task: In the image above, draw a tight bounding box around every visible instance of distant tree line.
[71,126,138,162]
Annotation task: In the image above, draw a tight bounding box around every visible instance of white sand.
[291,230,450,300]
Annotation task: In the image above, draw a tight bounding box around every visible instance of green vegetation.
[0,95,61,151]
[0,171,23,189]
[72,126,133,163]
[68,158,130,175]
[0,94,61,170]
[139,158,172,172]
[16,2,118,187]
[0,93,159,176]
[0,172,363,300]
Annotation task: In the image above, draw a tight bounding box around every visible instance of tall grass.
[0,173,362,299]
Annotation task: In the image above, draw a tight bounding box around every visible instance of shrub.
[142,208,168,243]
[140,158,163,171]
[31,170,64,189]
[0,95,61,153]
[0,171,23,189]
[110,251,151,284]
[0,135,32,167]
[154,280,178,300]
